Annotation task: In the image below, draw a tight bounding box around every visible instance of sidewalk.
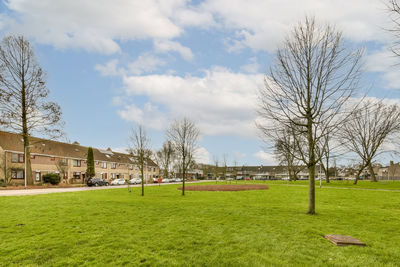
[0,181,211,197]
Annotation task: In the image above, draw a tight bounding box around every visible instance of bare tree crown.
[0,35,63,138]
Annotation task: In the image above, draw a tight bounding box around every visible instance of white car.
[129,178,142,184]
[111,178,126,185]
[175,178,182,182]
[162,178,170,183]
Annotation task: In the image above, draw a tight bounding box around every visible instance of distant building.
[0,131,159,185]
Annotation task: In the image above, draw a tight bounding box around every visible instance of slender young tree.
[154,141,175,179]
[257,17,362,214]
[341,100,400,184]
[222,154,228,182]
[129,125,152,196]
[213,155,219,183]
[0,35,63,185]
[315,133,331,183]
[86,147,95,180]
[272,126,302,181]
[167,118,199,196]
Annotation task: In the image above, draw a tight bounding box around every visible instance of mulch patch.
[177,184,269,191]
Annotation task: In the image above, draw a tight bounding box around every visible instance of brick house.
[0,131,159,185]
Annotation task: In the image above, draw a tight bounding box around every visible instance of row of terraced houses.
[0,131,159,185]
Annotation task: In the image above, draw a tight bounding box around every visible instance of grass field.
[254,179,400,190]
[1,182,400,266]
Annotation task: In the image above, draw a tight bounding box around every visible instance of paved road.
[0,181,211,197]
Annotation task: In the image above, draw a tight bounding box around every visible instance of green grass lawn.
[259,179,400,190]
[1,183,400,266]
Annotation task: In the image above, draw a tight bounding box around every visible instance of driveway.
[0,181,211,197]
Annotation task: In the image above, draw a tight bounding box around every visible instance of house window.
[73,172,81,179]
[50,157,55,161]
[11,153,24,163]
[153,167,156,172]
[31,155,35,159]
[111,163,116,169]
[73,160,81,167]
[111,173,115,179]
[102,162,107,169]
[11,153,18,163]
[11,169,24,179]
[129,164,133,170]
[60,158,68,165]
[147,167,151,171]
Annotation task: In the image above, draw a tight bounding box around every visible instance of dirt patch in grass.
[178,184,269,191]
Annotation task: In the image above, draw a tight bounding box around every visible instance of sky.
[1,0,400,166]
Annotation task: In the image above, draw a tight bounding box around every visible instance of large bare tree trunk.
[354,169,362,185]
[368,163,377,182]
[22,86,33,185]
[307,118,316,215]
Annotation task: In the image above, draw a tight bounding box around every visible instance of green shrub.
[42,173,61,185]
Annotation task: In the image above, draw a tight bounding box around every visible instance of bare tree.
[167,118,199,196]
[315,133,331,183]
[222,154,228,182]
[257,17,362,214]
[129,125,152,196]
[387,0,400,58]
[56,158,68,183]
[272,126,302,181]
[213,155,219,182]
[0,35,63,185]
[341,101,400,184]
[154,141,175,179]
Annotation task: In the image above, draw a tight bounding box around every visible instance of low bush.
[42,173,61,185]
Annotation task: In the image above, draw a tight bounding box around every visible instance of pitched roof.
[0,130,158,167]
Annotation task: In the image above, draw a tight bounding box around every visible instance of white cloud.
[118,66,264,137]
[3,0,187,54]
[202,0,391,52]
[95,53,166,76]
[117,102,168,131]
[240,57,260,73]
[94,59,125,76]
[2,0,393,55]
[128,53,167,75]
[195,146,211,164]
[365,47,400,89]
[253,150,278,165]
[153,39,194,61]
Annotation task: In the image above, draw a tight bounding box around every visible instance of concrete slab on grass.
[324,235,366,246]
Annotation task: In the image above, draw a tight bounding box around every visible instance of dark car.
[87,178,109,187]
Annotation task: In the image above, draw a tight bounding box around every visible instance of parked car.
[129,178,142,184]
[175,178,182,182]
[111,178,126,185]
[162,178,170,183]
[87,178,109,187]
[169,178,176,182]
